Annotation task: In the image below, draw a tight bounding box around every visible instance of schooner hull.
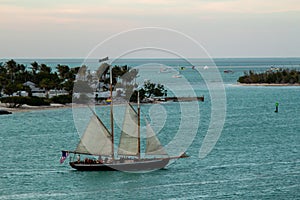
[69,158,169,172]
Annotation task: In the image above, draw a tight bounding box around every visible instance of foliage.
[1,96,50,108]
[143,80,165,98]
[129,89,146,103]
[62,80,74,95]
[51,95,72,104]
[0,59,80,97]
[3,83,23,96]
[97,65,138,85]
[0,60,166,105]
[238,68,300,84]
[129,81,165,102]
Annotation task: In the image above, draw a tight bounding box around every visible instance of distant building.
[23,81,46,97]
[22,81,68,98]
[48,89,69,98]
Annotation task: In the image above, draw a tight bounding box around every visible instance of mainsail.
[118,104,139,156]
[145,122,168,156]
[75,114,112,156]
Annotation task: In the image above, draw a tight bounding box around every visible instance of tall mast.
[110,65,114,160]
[137,90,141,159]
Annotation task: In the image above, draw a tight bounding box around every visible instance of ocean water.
[0,58,300,199]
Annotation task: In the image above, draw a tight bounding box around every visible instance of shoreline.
[0,96,205,113]
[0,104,72,113]
[237,83,300,86]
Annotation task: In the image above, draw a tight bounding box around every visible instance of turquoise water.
[1,59,300,199]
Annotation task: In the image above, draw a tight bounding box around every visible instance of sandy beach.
[0,103,71,113]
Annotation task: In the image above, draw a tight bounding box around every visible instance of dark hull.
[69,159,169,172]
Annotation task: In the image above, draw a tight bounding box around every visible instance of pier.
[153,96,204,102]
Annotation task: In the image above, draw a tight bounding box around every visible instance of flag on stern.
[60,151,69,164]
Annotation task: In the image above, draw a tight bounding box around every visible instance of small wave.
[1,170,68,177]
[0,192,69,200]
[203,160,300,170]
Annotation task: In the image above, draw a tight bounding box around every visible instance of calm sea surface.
[0,58,299,199]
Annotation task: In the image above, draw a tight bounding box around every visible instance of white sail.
[118,104,139,156]
[146,123,168,155]
[76,114,112,156]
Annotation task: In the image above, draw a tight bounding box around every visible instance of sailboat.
[61,66,187,172]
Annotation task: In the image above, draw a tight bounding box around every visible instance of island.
[0,59,167,108]
[238,68,300,86]
[0,59,204,112]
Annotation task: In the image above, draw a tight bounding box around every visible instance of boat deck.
[69,158,170,172]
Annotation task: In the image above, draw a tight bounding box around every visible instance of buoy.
[275,102,279,113]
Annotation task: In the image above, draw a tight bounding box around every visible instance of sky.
[0,0,300,58]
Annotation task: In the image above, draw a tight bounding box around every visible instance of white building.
[22,81,68,98]
[23,81,46,97]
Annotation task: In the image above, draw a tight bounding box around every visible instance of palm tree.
[5,59,17,82]
[31,61,40,75]
[57,64,70,80]
[40,64,51,74]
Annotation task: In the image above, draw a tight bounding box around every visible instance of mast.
[110,65,114,160]
[137,90,141,159]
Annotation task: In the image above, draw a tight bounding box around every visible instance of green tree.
[39,78,56,91]
[31,61,40,75]
[0,75,8,97]
[129,89,146,102]
[3,82,22,96]
[143,80,156,97]
[238,68,300,84]
[153,83,165,96]
[40,64,51,74]
[5,59,17,82]
[142,80,165,98]
[63,80,74,95]
[57,64,70,80]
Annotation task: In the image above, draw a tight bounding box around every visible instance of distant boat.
[224,70,234,73]
[172,73,182,78]
[62,66,187,171]
[159,67,172,73]
[203,66,208,70]
[270,67,280,71]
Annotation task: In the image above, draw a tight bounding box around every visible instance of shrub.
[0,96,50,108]
[51,95,72,104]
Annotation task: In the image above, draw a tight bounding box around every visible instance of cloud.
[198,0,300,14]
[1,0,299,25]
[0,0,299,58]
[0,0,299,34]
